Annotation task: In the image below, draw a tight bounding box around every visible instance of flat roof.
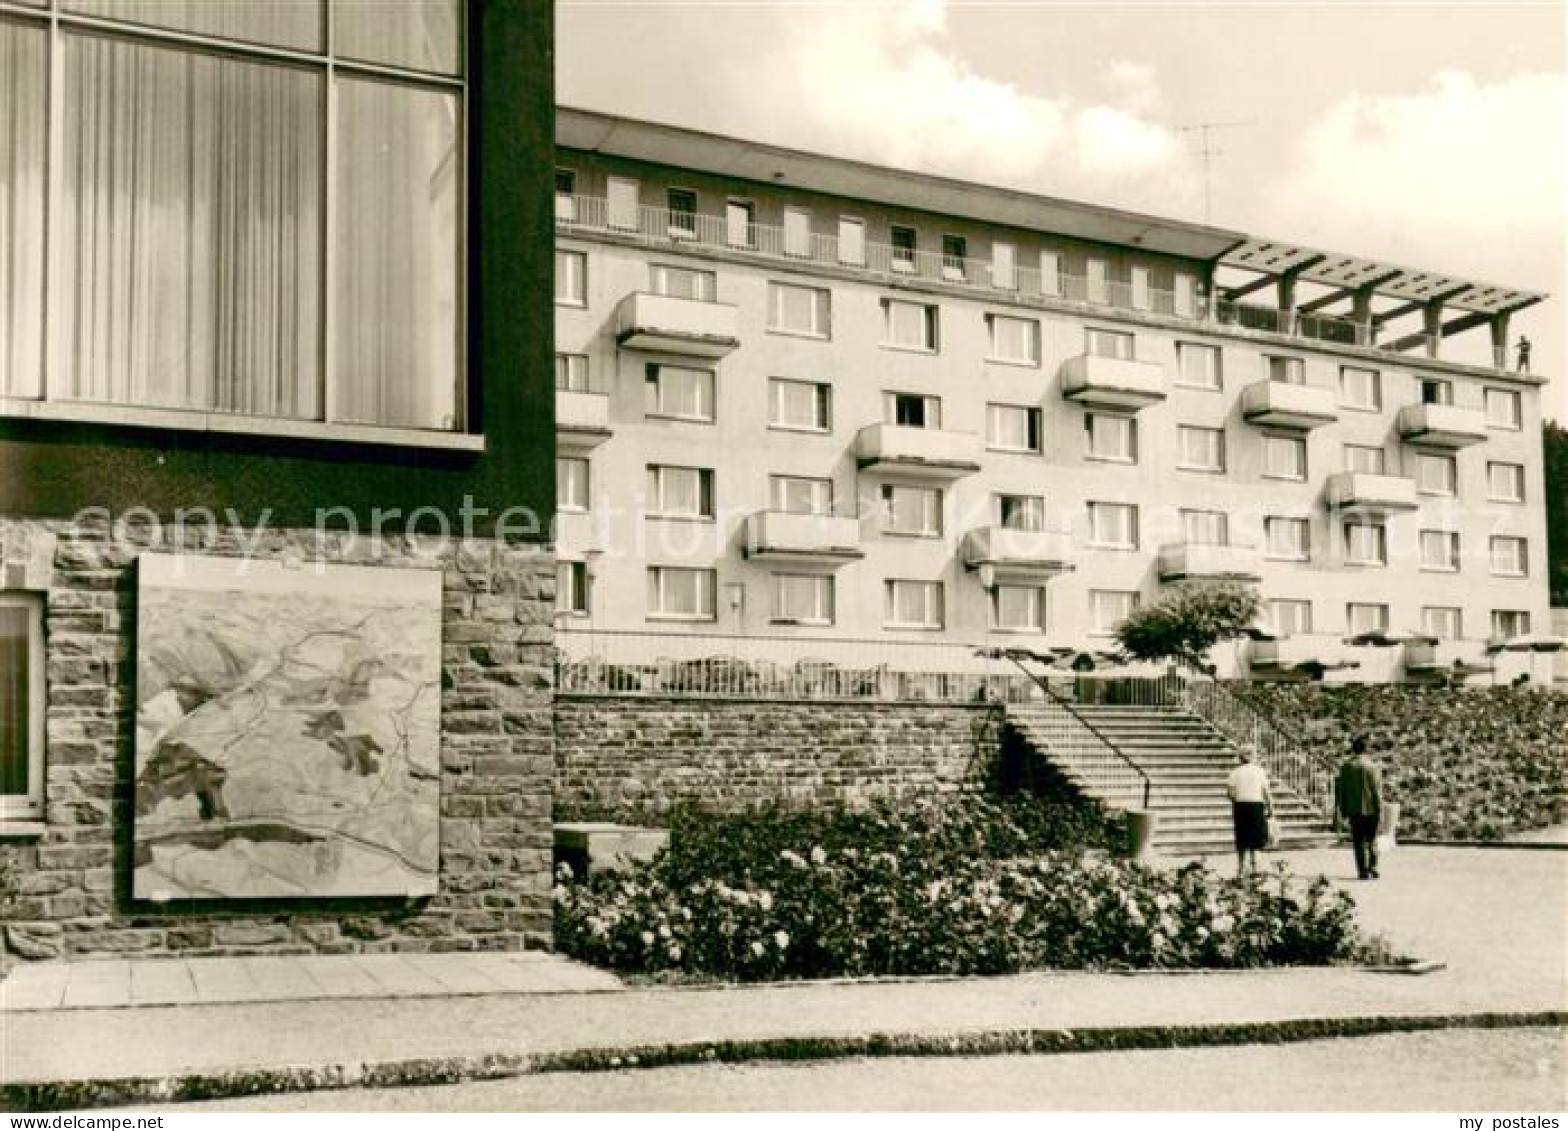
[558,106,1546,316]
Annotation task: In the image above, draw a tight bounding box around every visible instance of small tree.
[1115,583,1262,672]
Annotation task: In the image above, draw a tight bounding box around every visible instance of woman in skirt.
[1226,749,1273,878]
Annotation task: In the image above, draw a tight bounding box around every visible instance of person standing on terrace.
[1335,737,1385,880]
[1226,750,1272,878]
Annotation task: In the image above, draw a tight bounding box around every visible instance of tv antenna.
[1174,119,1255,223]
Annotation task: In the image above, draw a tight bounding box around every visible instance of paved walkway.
[1,846,1562,1095]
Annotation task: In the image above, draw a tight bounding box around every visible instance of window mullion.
[321,6,335,423]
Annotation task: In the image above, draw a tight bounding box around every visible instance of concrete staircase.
[1006,702,1332,855]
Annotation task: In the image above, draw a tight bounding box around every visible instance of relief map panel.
[134,554,442,900]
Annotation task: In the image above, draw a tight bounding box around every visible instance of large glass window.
[884,580,943,629]
[992,585,1046,632]
[1488,461,1526,503]
[1177,425,1225,472]
[1344,520,1388,566]
[882,299,938,350]
[1416,453,1457,496]
[1339,366,1382,411]
[768,282,830,337]
[1263,435,1307,480]
[2,3,466,431]
[1264,517,1310,560]
[986,404,1042,453]
[1088,502,1139,549]
[774,574,834,626]
[647,567,717,621]
[768,378,830,432]
[1177,343,1222,390]
[1490,536,1528,576]
[987,314,1039,364]
[881,485,942,536]
[1485,387,1522,429]
[644,364,714,422]
[1419,530,1459,572]
[1,594,44,820]
[1085,414,1136,462]
[646,465,715,519]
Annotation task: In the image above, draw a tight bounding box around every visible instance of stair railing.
[1170,663,1336,820]
[979,647,1152,811]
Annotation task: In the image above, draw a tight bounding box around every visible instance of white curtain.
[331,77,459,430]
[63,0,323,52]
[335,0,461,75]
[1,21,46,399]
[59,33,323,417]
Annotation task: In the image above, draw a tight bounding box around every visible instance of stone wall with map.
[134,555,442,901]
[1,516,555,960]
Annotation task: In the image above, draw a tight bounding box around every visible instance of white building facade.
[552,108,1552,684]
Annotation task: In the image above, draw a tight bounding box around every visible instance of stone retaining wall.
[554,695,1002,817]
[1,517,555,960]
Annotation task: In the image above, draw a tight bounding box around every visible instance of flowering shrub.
[1235,684,1568,839]
[554,799,1377,980]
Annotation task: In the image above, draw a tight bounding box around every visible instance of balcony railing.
[1324,471,1420,514]
[1156,542,1262,583]
[744,510,864,565]
[1240,379,1338,430]
[961,526,1075,580]
[855,423,983,478]
[1059,353,1166,410]
[1396,402,1488,449]
[613,291,740,358]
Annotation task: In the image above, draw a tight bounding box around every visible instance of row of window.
[554,170,1199,313]
[552,253,1528,429]
[553,566,1537,646]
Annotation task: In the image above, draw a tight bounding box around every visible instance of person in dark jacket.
[1335,736,1385,879]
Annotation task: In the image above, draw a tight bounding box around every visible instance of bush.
[1234,684,1568,839]
[554,799,1377,981]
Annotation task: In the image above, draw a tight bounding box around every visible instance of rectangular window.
[987,314,1040,365]
[1422,606,1462,641]
[992,585,1047,633]
[647,567,717,622]
[1177,343,1222,390]
[1347,603,1390,636]
[837,217,865,266]
[1491,609,1531,641]
[768,282,831,337]
[557,456,590,511]
[986,404,1042,453]
[557,561,589,616]
[996,494,1045,532]
[772,475,834,516]
[666,187,697,237]
[1343,444,1387,475]
[1040,250,1062,297]
[1090,589,1138,634]
[1085,327,1134,360]
[884,579,943,629]
[1265,517,1311,561]
[1419,530,1460,572]
[1485,387,1523,429]
[1182,509,1229,546]
[1086,258,1109,303]
[1177,425,1225,472]
[768,378,831,432]
[1089,502,1139,549]
[1267,356,1306,385]
[725,199,754,248]
[1263,435,1307,481]
[554,353,589,393]
[555,168,576,222]
[991,240,1016,290]
[882,299,938,350]
[1490,536,1528,577]
[555,249,587,306]
[941,234,967,281]
[1416,452,1458,496]
[1488,461,1526,503]
[885,392,941,429]
[774,574,834,626]
[1421,378,1454,406]
[1340,366,1382,410]
[650,264,716,302]
[891,225,917,272]
[1174,273,1197,319]
[1085,414,1137,462]
[646,465,715,519]
[1130,266,1151,311]
[1269,599,1313,638]
[1344,520,1388,566]
[783,206,812,257]
[607,175,639,229]
[881,484,943,536]
[1,593,44,820]
[644,364,714,422]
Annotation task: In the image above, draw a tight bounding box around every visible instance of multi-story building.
[553,106,1553,684]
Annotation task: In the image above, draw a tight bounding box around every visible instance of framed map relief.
[133,554,442,900]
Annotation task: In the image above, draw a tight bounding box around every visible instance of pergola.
[1217,238,1544,368]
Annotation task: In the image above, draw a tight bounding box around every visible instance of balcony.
[1249,635,1360,673]
[614,292,740,358]
[1157,542,1262,583]
[1059,353,1166,411]
[744,511,864,566]
[1240,380,1338,430]
[961,526,1075,584]
[1324,471,1420,515]
[556,390,611,451]
[1404,639,1495,675]
[855,424,983,479]
[1397,403,1488,449]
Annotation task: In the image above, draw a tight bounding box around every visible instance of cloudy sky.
[558,0,1566,422]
